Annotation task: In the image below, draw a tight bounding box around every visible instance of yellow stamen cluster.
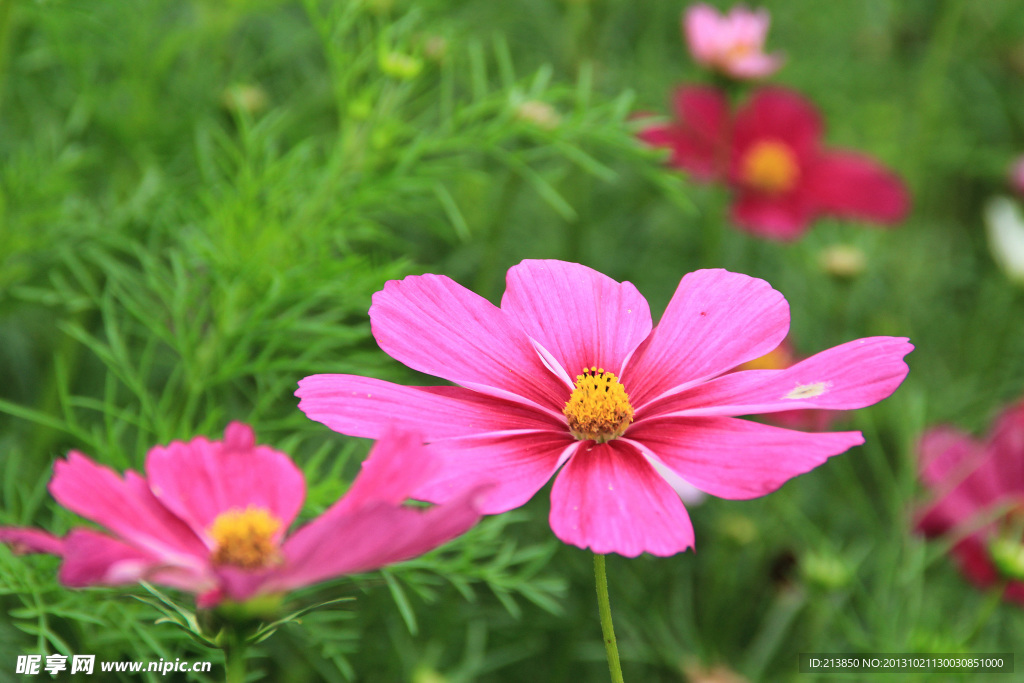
[209,506,282,570]
[740,139,800,195]
[563,367,634,443]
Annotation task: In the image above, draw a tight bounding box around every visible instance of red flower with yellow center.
[639,86,910,240]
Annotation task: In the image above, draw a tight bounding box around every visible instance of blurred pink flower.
[298,260,912,557]
[917,402,1024,604]
[735,340,842,432]
[0,424,482,607]
[638,86,910,239]
[684,4,783,79]
[1009,156,1024,198]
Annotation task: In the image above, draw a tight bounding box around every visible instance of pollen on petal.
[784,382,830,400]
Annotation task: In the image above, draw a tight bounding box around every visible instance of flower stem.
[223,637,247,683]
[593,552,624,683]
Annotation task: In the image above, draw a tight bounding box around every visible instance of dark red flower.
[639,86,910,240]
[916,402,1024,605]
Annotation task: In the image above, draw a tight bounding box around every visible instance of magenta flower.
[734,339,841,432]
[0,424,483,607]
[917,402,1024,604]
[684,4,783,80]
[639,86,910,239]
[298,260,912,557]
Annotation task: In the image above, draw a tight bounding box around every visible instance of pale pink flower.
[917,402,1024,603]
[0,424,482,607]
[298,260,912,557]
[684,4,784,79]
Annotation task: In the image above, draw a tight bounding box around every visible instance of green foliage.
[3,0,1024,681]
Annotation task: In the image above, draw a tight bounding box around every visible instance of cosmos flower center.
[740,139,799,195]
[209,506,282,569]
[722,41,755,62]
[563,367,635,443]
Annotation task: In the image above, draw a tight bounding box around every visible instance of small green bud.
[989,537,1024,581]
[801,550,853,590]
[380,52,423,80]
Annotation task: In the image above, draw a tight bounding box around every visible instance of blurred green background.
[2,0,1024,680]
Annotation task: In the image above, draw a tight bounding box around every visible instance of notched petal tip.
[223,422,256,451]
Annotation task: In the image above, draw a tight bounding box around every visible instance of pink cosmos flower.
[917,402,1024,604]
[638,86,910,239]
[684,4,783,79]
[0,424,482,607]
[734,340,841,432]
[297,260,912,557]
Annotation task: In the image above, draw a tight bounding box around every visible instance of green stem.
[223,638,247,683]
[593,552,624,683]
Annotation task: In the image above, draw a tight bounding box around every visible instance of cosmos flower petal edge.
[369,273,568,410]
[501,259,653,380]
[549,440,695,557]
[643,336,913,418]
[624,268,790,408]
[627,418,864,500]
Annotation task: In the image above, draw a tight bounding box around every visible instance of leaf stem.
[593,552,624,683]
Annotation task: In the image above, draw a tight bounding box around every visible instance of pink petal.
[259,490,484,596]
[549,440,694,557]
[626,417,864,499]
[683,4,726,64]
[369,273,568,410]
[919,427,985,489]
[501,260,652,380]
[414,431,577,514]
[639,87,730,180]
[726,7,771,46]
[806,152,910,225]
[59,529,156,587]
[59,529,211,594]
[730,190,815,239]
[731,88,822,162]
[623,269,789,408]
[333,430,438,514]
[725,52,785,80]
[986,401,1024,495]
[644,337,912,418]
[297,375,563,440]
[146,423,306,540]
[916,428,1004,536]
[0,527,64,555]
[49,453,208,562]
